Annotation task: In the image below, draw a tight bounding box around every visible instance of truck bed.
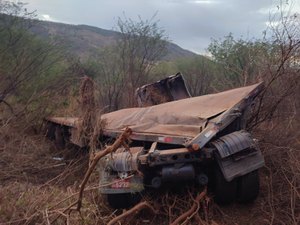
[46,82,263,146]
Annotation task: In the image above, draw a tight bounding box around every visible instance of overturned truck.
[46,74,265,208]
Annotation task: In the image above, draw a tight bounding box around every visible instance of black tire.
[106,193,141,209]
[214,166,237,204]
[54,126,65,150]
[45,122,56,140]
[237,170,259,203]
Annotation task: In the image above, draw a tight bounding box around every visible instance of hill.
[30,20,197,61]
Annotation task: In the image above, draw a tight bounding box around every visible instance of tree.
[0,1,66,117]
[83,15,168,111]
[174,55,217,96]
[115,15,168,107]
[208,33,264,89]
[207,1,300,127]
[83,48,125,111]
[250,1,300,126]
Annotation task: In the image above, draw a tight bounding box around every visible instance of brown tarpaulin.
[48,83,261,138]
[101,83,261,137]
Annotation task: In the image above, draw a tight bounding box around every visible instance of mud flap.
[216,151,264,182]
[212,130,265,182]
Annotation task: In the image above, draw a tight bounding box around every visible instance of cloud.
[41,14,51,21]
[190,0,217,4]
[23,0,300,54]
[39,14,63,23]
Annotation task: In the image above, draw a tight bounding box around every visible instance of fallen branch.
[50,127,132,223]
[170,187,207,225]
[50,201,78,224]
[76,127,132,211]
[107,201,157,225]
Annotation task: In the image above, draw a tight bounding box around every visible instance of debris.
[52,157,64,161]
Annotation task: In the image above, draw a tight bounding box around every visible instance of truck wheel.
[237,170,259,203]
[106,193,141,209]
[214,167,237,204]
[54,126,65,150]
[45,122,56,139]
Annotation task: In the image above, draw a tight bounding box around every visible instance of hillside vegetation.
[0,1,299,224]
[30,20,196,61]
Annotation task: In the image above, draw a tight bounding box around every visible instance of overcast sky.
[20,0,300,54]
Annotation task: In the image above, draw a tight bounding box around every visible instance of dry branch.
[107,201,157,225]
[79,76,95,146]
[170,187,207,225]
[50,127,132,223]
[76,127,132,211]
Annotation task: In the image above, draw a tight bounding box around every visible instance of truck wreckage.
[45,73,265,208]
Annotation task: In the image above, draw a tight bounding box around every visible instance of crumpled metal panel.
[136,73,191,107]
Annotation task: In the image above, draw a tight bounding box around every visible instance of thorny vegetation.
[0,0,299,224]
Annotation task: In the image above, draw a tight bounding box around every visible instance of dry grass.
[0,122,299,225]
[0,113,299,225]
[0,121,212,224]
[256,122,300,224]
